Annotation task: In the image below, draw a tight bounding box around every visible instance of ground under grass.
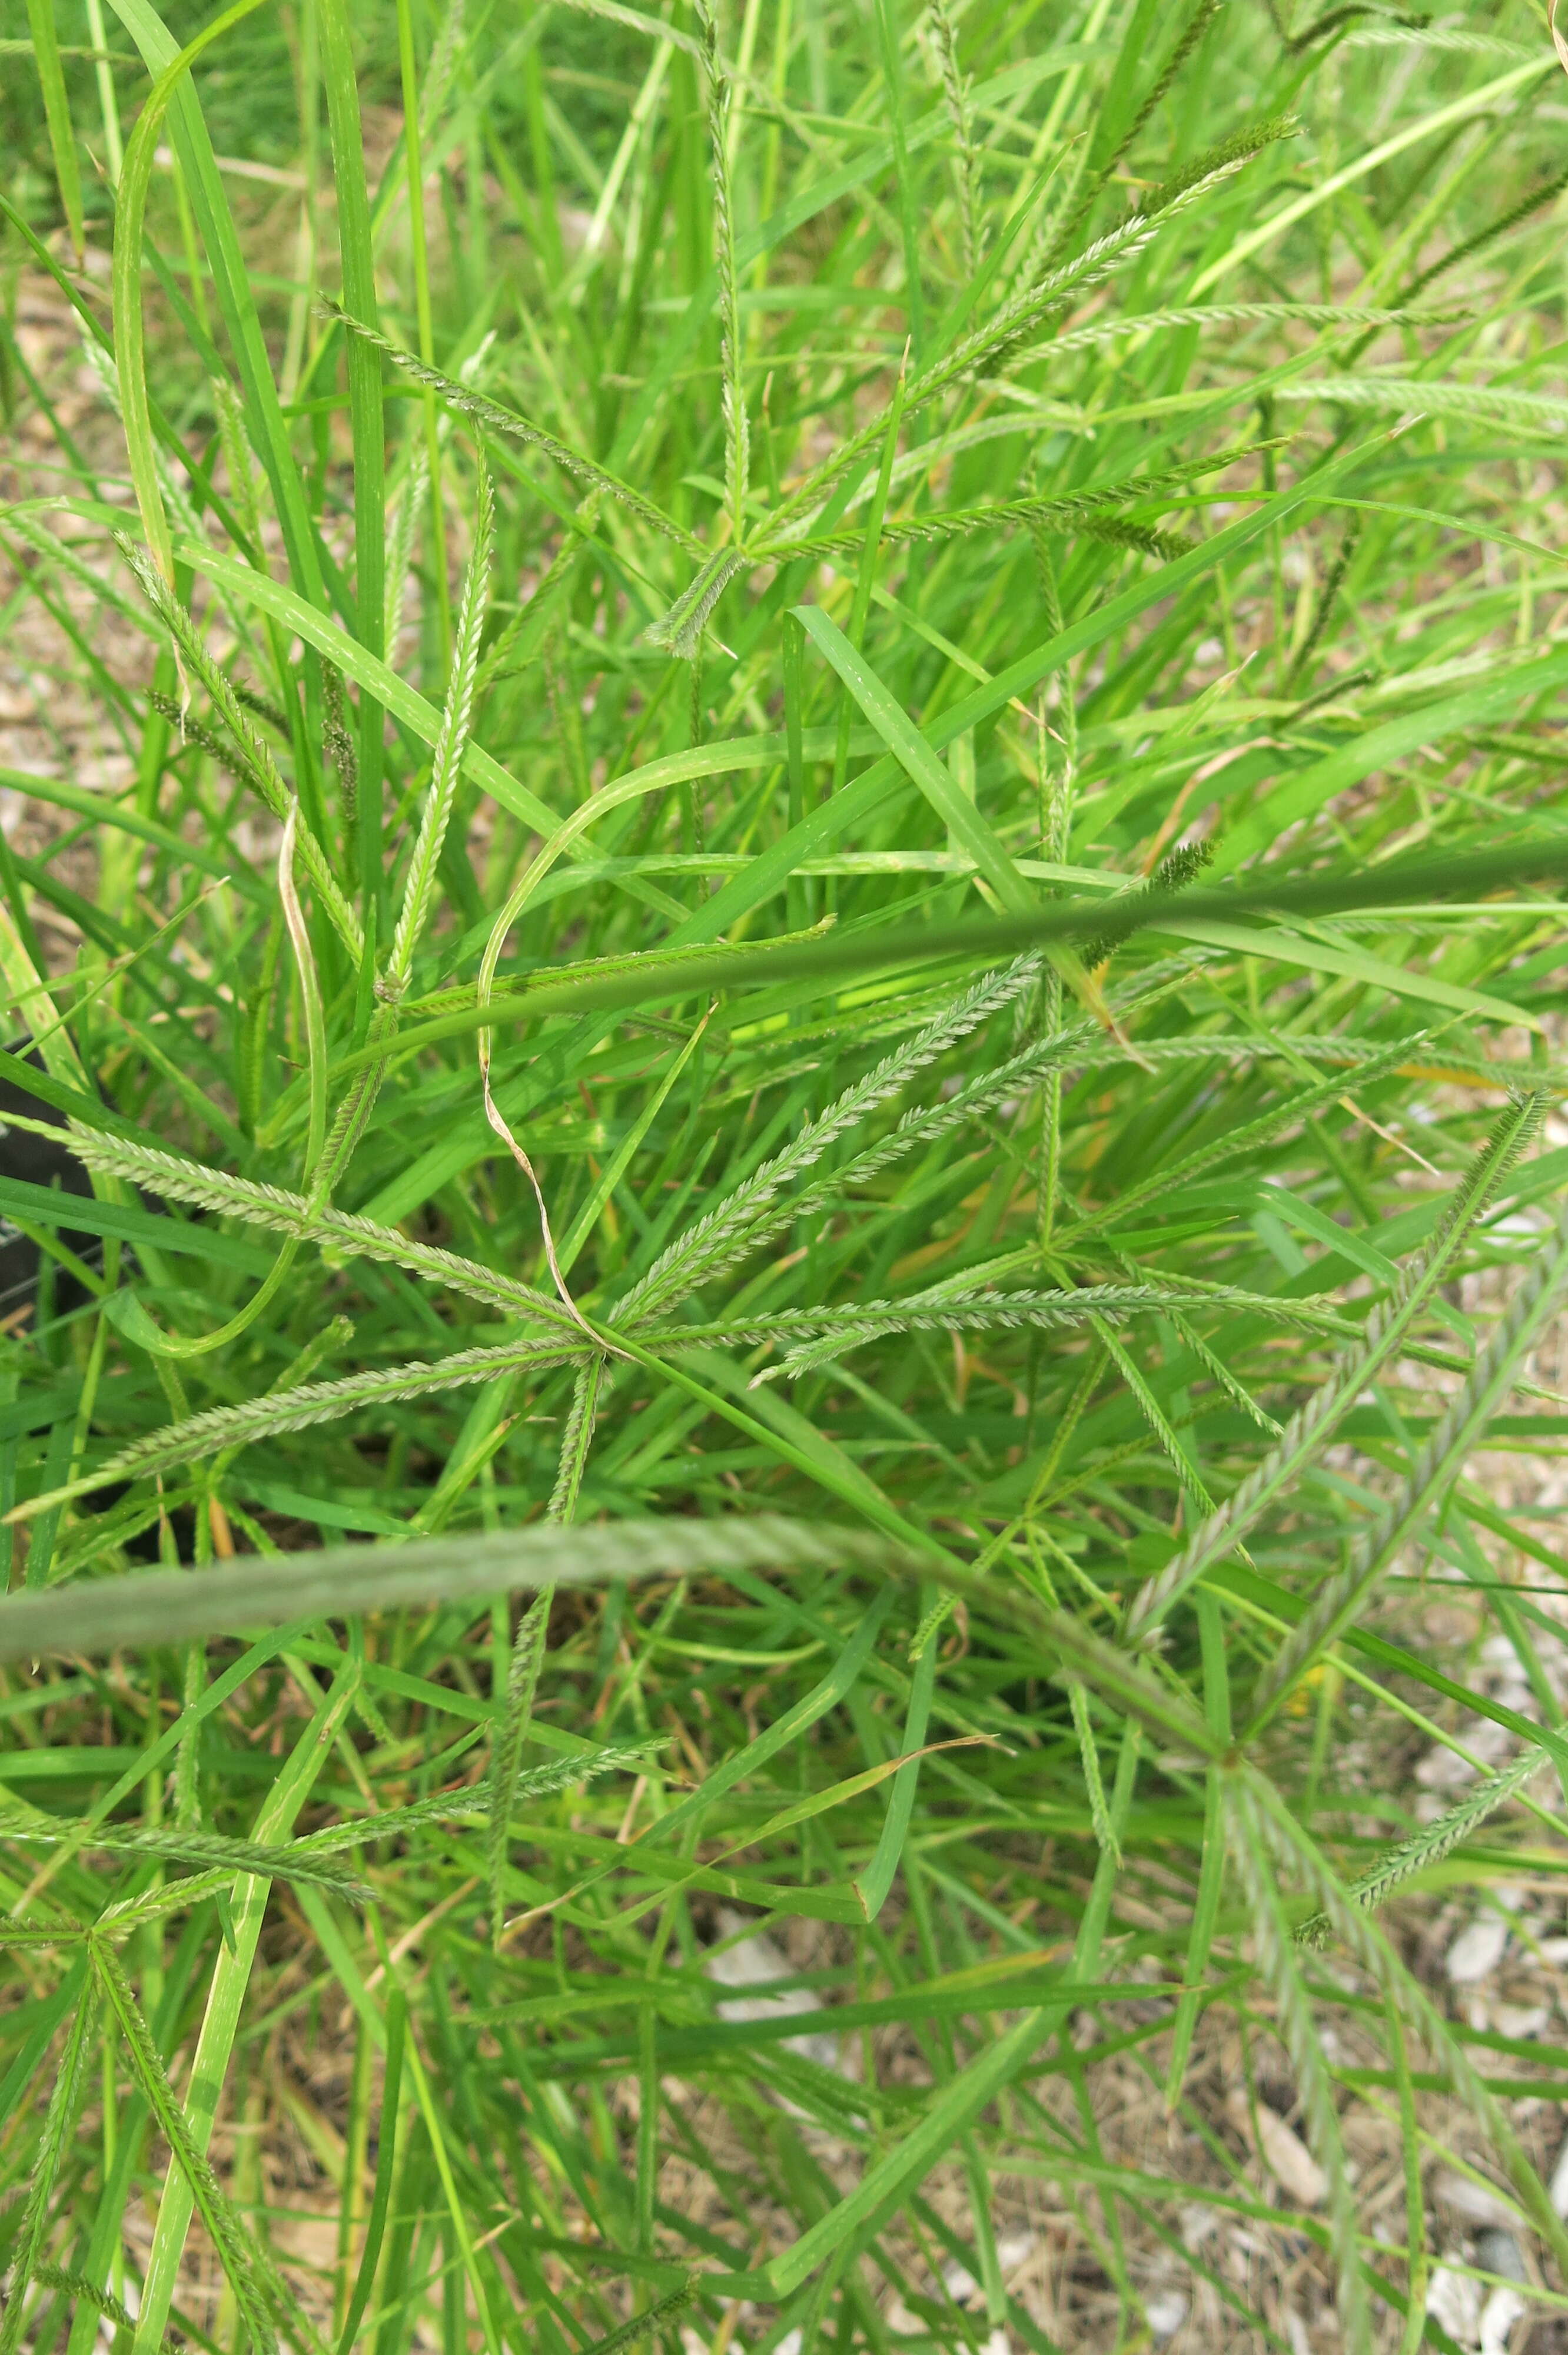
[4,0,1568,2349]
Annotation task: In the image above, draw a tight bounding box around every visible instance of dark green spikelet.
[1284,4,1429,54]
[1040,0,1224,267]
[1134,114,1300,223]
[1082,840,1215,968]
[230,681,291,735]
[321,664,359,823]
[148,689,267,795]
[1288,512,1365,689]
[1116,0,1224,165]
[1397,164,1568,304]
[1076,513,1194,561]
[32,2268,182,2355]
[1153,840,1215,895]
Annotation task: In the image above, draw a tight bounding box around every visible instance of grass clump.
[3,0,1568,2349]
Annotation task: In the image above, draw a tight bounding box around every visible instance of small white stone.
[1181,2203,1218,2251]
[1226,2091,1326,2205]
[1474,2229,1527,2285]
[1433,2172,1517,2227]
[1145,2290,1188,2340]
[1479,2286,1527,2355]
[1491,2004,1549,2041]
[1418,1745,1478,1792]
[705,1910,841,2074]
[1427,2264,1483,2350]
[1447,1917,1510,1985]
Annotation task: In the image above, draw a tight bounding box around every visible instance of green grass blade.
[1124,1088,1549,1644]
[93,1939,279,2355]
[108,0,271,586]
[0,1966,97,2355]
[317,0,387,894]
[1250,1194,1568,1727]
[22,0,85,262]
[0,1518,918,1659]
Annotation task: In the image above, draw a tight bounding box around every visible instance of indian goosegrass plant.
[9,0,1568,2347]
